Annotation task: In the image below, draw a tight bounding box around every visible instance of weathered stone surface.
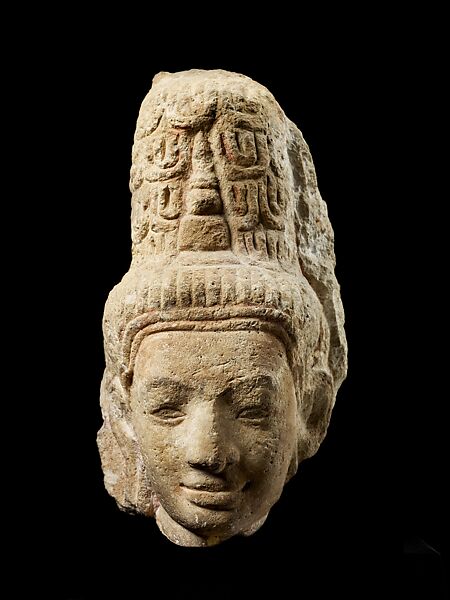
[98,69,348,547]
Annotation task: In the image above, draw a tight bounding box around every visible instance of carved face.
[129,329,297,545]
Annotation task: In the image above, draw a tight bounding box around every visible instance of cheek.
[132,415,183,484]
[238,411,296,478]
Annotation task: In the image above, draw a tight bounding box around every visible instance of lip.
[180,483,245,509]
[181,481,233,492]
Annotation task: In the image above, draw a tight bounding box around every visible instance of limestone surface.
[98,69,347,547]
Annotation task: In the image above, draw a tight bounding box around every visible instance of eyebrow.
[140,375,277,398]
[143,377,190,391]
[229,374,277,392]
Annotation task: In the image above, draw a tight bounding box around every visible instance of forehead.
[133,329,289,382]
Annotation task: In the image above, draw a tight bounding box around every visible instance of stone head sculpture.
[98,69,347,547]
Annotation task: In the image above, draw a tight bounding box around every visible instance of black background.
[24,19,446,599]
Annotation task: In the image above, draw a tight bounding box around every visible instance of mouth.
[180,483,247,510]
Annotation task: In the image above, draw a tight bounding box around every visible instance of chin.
[179,507,239,534]
[185,503,273,540]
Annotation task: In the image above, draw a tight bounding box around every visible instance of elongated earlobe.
[98,370,154,516]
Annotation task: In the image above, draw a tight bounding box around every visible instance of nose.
[185,404,240,474]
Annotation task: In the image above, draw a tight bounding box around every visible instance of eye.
[149,406,185,423]
[236,406,269,421]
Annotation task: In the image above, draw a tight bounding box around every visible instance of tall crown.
[130,69,294,266]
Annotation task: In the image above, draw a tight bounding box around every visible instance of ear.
[286,445,299,482]
[97,370,154,516]
[297,367,335,460]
